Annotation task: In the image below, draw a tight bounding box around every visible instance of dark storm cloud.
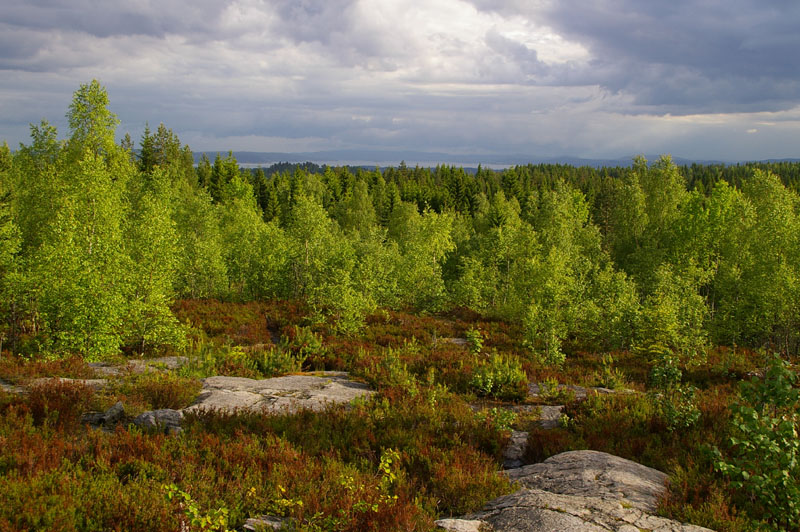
[1,0,799,160]
[469,0,800,113]
[1,0,226,39]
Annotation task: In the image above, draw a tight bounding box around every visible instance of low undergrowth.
[0,299,793,532]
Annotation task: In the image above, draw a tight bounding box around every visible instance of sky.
[1,0,799,162]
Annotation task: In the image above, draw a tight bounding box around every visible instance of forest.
[2,82,800,362]
[1,80,799,531]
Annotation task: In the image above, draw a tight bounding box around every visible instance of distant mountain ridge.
[193,150,799,168]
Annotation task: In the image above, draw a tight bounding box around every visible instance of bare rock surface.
[28,376,108,390]
[0,377,26,394]
[459,488,713,532]
[528,383,633,401]
[536,405,564,429]
[506,450,667,511]
[243,515,286,531]
[184,372,375,414]
[82,401,125,428]
[503,431,529,469]
[89,356,188,377]
[435,518,489,531]
[133,409,184,434]
[442,450,714,532]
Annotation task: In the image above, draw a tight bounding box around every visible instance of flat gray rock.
[0,377,26,395]
[435,518,490,531]
[82,401,125,428]
[243,515,286,530]
[184,372,375,415]
[528,383,631,401]
[28,377,108,390]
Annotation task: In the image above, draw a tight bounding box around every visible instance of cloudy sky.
[2,0,799,161]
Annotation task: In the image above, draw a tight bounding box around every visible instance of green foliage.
[465,327,484,355]
[713,356,800,530]
[537,376,575,403]
[31,150,129,359]
[470,351,527,400]
[646,342,683,390]
[637,264,708,359]
[475,407,517,432]
[656,385,701,432]
[646,342,701,432]
[66,79,121,161]
[164,484,233,532]
[595,354,626,390]
[116,371,201,411]
[244,345,301,377]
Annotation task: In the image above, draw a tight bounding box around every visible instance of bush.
[712,355,800,530]
[243,345,301,377]
[124,371,201,410]
[470,351,527,401]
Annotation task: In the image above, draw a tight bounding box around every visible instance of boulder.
[0,377,26,395]
[184,372,375,415]
[503,431,529,469]
[133,409,184,434]
[444,451,714,532]
[505,450,667,511]
[536,405,564,430]
[460,488,712,532]
[81,401,125,428]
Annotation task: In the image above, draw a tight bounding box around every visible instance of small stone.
[101,401,125,425]
[81,401,125,429]
[244,515,285,531]
[133,409,183,434]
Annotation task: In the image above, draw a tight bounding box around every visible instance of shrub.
[27,379,95,428]
[655,385,701,432]
[124,371,201,410]
[595,353,627,390]
[475,407,517,432]
[712,355,800,530]
[470,351,527,401]
[243,345,301,377]
[465,327,484,355]
[537,376,575,403]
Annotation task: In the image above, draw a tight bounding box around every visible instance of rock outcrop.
[82,401,125,429]
[440,450,714,532]
[503,431,529,469]
[89,356,188,377]
[133,409,184,434]
[506,450,667,510]
[184,372,375,415]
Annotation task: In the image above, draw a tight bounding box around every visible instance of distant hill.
[192,150,795,168]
